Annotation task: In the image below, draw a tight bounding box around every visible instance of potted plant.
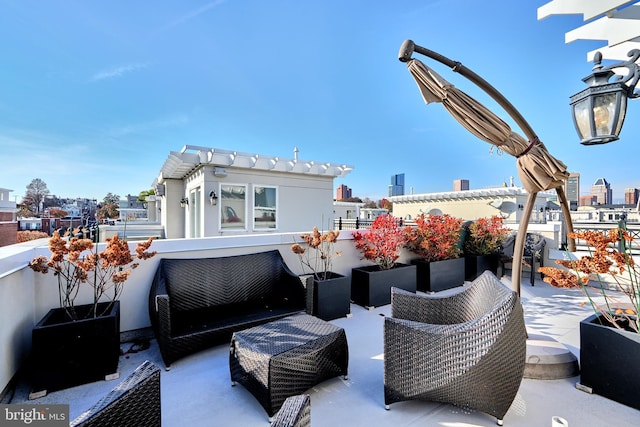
[404,213,465,292]
[291,226,350,320]
[28,230,156,397]
[539,228,639,410]
[463,215,510,280]
[351,214,415,308]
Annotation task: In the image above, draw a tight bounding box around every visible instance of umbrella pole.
[513,193,537,296]
[555,187,576,252]
[399,39,576,291]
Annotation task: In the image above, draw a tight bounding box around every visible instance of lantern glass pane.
[572,98,591,139]
[593,93,617,137]
[614,95,627,135]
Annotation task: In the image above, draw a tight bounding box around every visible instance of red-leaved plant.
[464,216,510,256]
[404,213,464,262]
[352,214,406,270]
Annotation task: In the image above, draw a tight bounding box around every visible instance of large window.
[254,186,277,230]
[221,184,247,230]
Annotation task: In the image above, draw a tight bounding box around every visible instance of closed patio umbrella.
[398,40,575,295]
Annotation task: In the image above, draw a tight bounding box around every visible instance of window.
[221,185,246,230]
[254,186,277,230]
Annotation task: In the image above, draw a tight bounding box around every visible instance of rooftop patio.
[1,225,639,426]
[2,273,639,426]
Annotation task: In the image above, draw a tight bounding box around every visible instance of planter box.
[412,257,465,293]
[306,273,351,321]
[464,254,499,281]
[579,314,640,410]
[351,263,416,308]
[30,301,121,397]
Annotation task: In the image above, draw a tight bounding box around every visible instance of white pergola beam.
[538,0,637,22]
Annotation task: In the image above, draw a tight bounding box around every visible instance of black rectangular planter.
[412,257,465,293]
[464,254,499,281]
[306,273,351,321]
[30,301,121,397]
[351,263,416,308]
[579,313,640,411]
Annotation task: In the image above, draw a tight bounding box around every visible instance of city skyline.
[1,1,639,203]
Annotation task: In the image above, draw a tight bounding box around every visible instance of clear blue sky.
[1,1,637,203]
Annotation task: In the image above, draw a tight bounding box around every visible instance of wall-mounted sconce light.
[180,198,189,208]
[517,204,524,210]
[570,50,640,145]
[209,191,218,206]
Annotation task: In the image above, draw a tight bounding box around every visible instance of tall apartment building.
[625,188,640,205]
[590,178,612,205]
[453,179,469,191]
[565,173,579,210]
[336,184,352,201]
[389,174,405,197]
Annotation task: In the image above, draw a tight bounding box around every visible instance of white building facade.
[153,146,353,239]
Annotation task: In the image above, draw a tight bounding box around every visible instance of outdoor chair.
[499,232,547,286]
[383,271,526,425]
[70,360,161,427]
[269,394,311,427]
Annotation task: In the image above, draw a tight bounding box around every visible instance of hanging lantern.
[570,50,640,145]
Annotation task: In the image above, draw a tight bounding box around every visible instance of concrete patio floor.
[4,275,639,426]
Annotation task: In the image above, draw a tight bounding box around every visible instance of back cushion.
[162,251,284,313]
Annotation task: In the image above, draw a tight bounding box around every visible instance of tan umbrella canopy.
[398,40,575,295]
[407,59,568,194]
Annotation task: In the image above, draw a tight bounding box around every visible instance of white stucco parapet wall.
[156,145,354,182]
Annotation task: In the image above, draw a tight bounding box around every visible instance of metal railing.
[569,221,640,254]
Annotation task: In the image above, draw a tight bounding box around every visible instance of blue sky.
[1,1,637,203]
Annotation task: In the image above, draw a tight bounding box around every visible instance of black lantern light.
[570,50,640,145]
[179,197,189,208]
[209,191,218,206]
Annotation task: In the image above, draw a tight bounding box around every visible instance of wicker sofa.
[383,271,526,425]
[148,250,306,368]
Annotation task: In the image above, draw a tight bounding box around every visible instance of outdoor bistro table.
[229,313,349,417]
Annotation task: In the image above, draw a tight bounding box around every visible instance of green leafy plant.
[352,214,406,270]
[464,215,510,255]
[403,213,464,262]
[540,228,639,333]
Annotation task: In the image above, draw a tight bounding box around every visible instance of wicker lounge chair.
[499,232,547,286]
[70,360,161,427]
[269,394,311,427]
[383,271,526,425]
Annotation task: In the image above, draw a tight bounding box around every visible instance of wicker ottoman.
[230,313,349,417]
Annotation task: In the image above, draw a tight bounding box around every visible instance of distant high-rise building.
[565,173,580,210]
[580,195,597,206]
[389,174,405,197]
[336,184,352,201]
[590,178,612,205]
[453,179,469,191]
[625,188,640,205]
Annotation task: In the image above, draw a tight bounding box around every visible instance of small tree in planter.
[351,215,414,308]
[352,214,406,270]
[291,226,349,320]
[404,213,465,292]
[463,216,510,280]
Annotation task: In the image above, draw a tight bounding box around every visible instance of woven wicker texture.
[148,250,306,367]
[384,271,526,422]
[230,313,348,417]
[70,360,161,427]
[269,394,311,427]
